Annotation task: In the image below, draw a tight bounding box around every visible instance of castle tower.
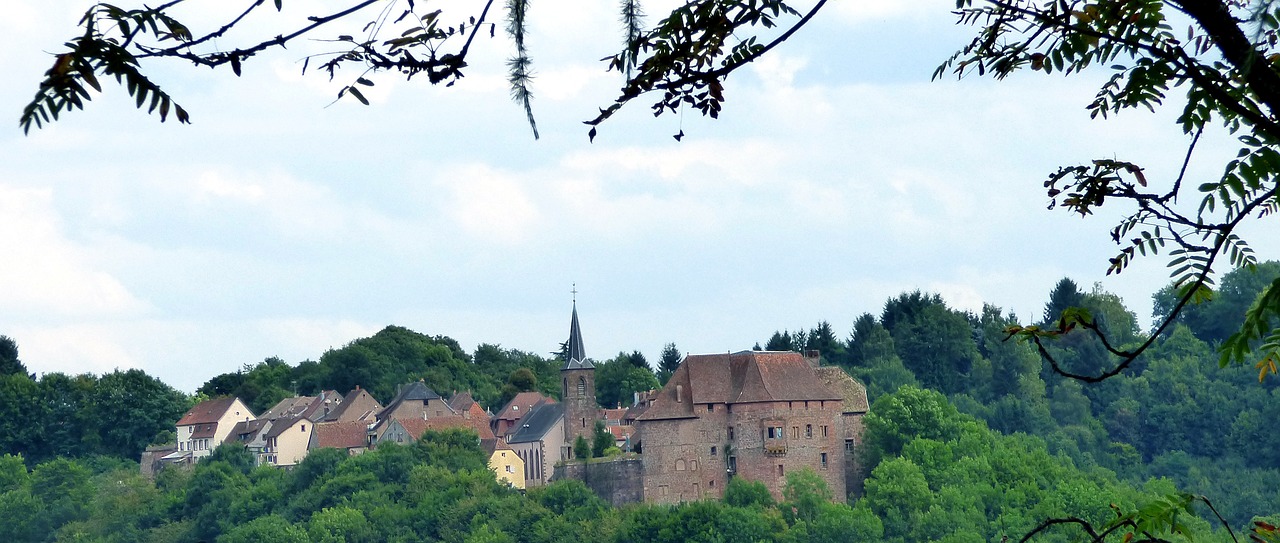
[561,298,597,458]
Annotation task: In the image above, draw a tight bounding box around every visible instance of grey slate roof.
[506,402,564,444]
[376,381,444,420]
[563,303,593,369]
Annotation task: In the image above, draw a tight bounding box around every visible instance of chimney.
[803,349,821,368]
[633,391,640,407]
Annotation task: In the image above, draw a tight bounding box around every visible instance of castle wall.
[639,399,846,504]
[553,457,644,507]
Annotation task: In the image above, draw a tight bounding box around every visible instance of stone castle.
[525,300,869,504]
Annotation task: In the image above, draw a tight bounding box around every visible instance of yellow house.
[263,415,314,467]
[487,440,526,490]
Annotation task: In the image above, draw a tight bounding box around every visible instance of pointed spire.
[563,284,591,368]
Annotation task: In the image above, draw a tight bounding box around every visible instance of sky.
[3,0,1276,393]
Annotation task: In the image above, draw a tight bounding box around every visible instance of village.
[143,304,870,505]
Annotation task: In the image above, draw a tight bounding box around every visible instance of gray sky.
[3,1,1273,392]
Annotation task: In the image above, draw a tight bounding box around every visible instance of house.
[377,381,455,421]
[262,414,321,467]
[310,420,372,456]
[448,391,491,423]
[172,397,255,462]
[485,439,526,490]
[506,400,565,487]
[493,391,555,438]
[322,386,383,423]
[375,415,496,446]
[635,350,867,503]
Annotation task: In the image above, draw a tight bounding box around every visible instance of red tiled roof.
[314,421,370,450]
[607,425,634,439]
[495,392,554,422]
[190,424,217,439]
[177,397,244,426]
[814,367,870,413]
[638,351,842,421]
[396,415,496,441]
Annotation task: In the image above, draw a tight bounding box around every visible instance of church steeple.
[560,287,598,460]
[564,285,592,369]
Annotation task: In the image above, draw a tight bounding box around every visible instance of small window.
[660,485,669,496]
[727,426,734,440]
[676,459,686,471]
[845,439,854,452]
[711,446,717,456]
[676,385,683,402]
[301,424,307,432]
[506,465,514,473]
[821,425,829,437]
[791,426,800,439]
[777,464,784,477]
[821,453,828,469]
[577,377,586,395]
[707,404,714,413]
[709,479,715,488]
[805,424,812,438]
[690,460,698,471]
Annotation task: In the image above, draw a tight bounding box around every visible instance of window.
[301,424,306,432]
[727,426,734,440]
[791,426,800,439]
[676,384,683,402]
[821,425,829,437]
[709,479,715,488]
[821,453,828,469]
[707,404,714,413]
[805,424,813,438]
[690,460,698,471]
[577,377,586,395]
[660,485,669,496]
[711,446,717,456]
[845,439,854,452]
[506,465,514,473]
[676,459,686,471]
[777,465,784,476]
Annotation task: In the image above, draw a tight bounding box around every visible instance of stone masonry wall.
[640,399,845,504]
[553,457,644,507]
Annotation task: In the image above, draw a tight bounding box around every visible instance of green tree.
[307,506,375,543]
[594,353,659,409]
[591,421,614,458]
[573,436,589,460]
[217,514,308,543]
[805,321,845,363]
[0,336,25,377]
[93,369,191,459]
[0,373,44,460]
[780,468,832,524]
[657,343,682,385]
[1153,261,1280,343]
[722,477,775,509]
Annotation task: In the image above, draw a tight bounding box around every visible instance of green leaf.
[347,85,370,105]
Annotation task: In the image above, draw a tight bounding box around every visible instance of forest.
[2,264,1280,543]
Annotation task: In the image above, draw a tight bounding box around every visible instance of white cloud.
[0,186,148,320]
[436,164,542,244]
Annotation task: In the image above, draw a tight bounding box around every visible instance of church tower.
[561,296,597,458]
